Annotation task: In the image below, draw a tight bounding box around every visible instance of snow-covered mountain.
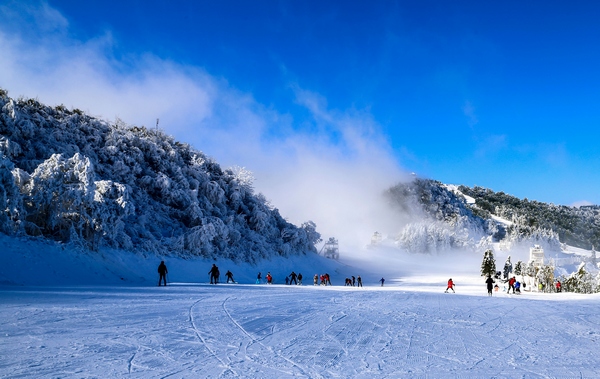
[0,89,320,263]
[382,178,598,255]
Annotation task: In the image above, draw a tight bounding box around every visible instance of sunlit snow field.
[2,235,600,378]
[2,280,600,378]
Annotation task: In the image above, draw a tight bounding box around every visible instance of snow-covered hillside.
[0,90,320,262]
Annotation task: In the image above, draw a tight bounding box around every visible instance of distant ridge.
[385,178,599,253]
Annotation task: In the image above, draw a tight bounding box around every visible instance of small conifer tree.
[481,249,496,277]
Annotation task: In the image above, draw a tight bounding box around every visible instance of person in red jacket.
[507,276,516,294]
[445,278,455,293]
[556,280,562,293]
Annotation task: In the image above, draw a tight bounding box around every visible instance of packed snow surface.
[2,235,600,377]
[2,281,600,378]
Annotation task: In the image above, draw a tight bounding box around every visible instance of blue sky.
[1,1,600,212]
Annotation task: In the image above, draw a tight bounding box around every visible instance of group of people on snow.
[158,260,562,296]
[342,275,363,287]
[284,271,303,285]
[155,263,369,288]
[485,274,563,295]
[315,273,332,286]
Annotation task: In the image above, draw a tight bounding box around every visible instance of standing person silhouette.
[158,261,168,286]
[486,275,495,296]
[208,264,219,284]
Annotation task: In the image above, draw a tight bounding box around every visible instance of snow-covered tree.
[503,256,513,280]
[0,157,22,234]
[537,264,555,293]
[481,249,496,277]
[562,263,595,294]
[514,260,523,277]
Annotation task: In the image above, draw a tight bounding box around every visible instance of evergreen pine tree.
[514,261,523,277]
[481,249,496,277]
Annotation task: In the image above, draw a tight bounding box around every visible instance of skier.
[515,281,521,294]
[208,264,220,284]
[507,276,516,294]
[352,276,356,286]
[445,278,455,293]
[486,275,495,296]
[289,271,298,285]
[556,280,562,293]
[285,276,289,285]
[297,273,303,285]
[325,273,331,286]
[157,260,168,286]
[357,275,363,287]
[256,272,262,284]
[380,277,385,287]
[313,274,318,286]
[225,270,235,283]
[266,272,273,284]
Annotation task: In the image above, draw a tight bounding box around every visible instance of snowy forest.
[385,179,563,254]
[458,185,600,250]
[0,89,321,262]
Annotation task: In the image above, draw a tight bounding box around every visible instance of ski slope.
[2,282,600,378]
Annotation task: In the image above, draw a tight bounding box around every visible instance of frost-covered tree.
[537,264,555,293]
[514,260,523,277]
[562,263,595,294]
[503,256,513,280]
[0,156,22,233]
[481,249,496,277]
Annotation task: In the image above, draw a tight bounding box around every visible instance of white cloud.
[462,100,478,127]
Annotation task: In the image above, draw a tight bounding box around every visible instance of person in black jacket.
[158,261,168,286]
[486,275,495,296]
[209,264,220,284]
